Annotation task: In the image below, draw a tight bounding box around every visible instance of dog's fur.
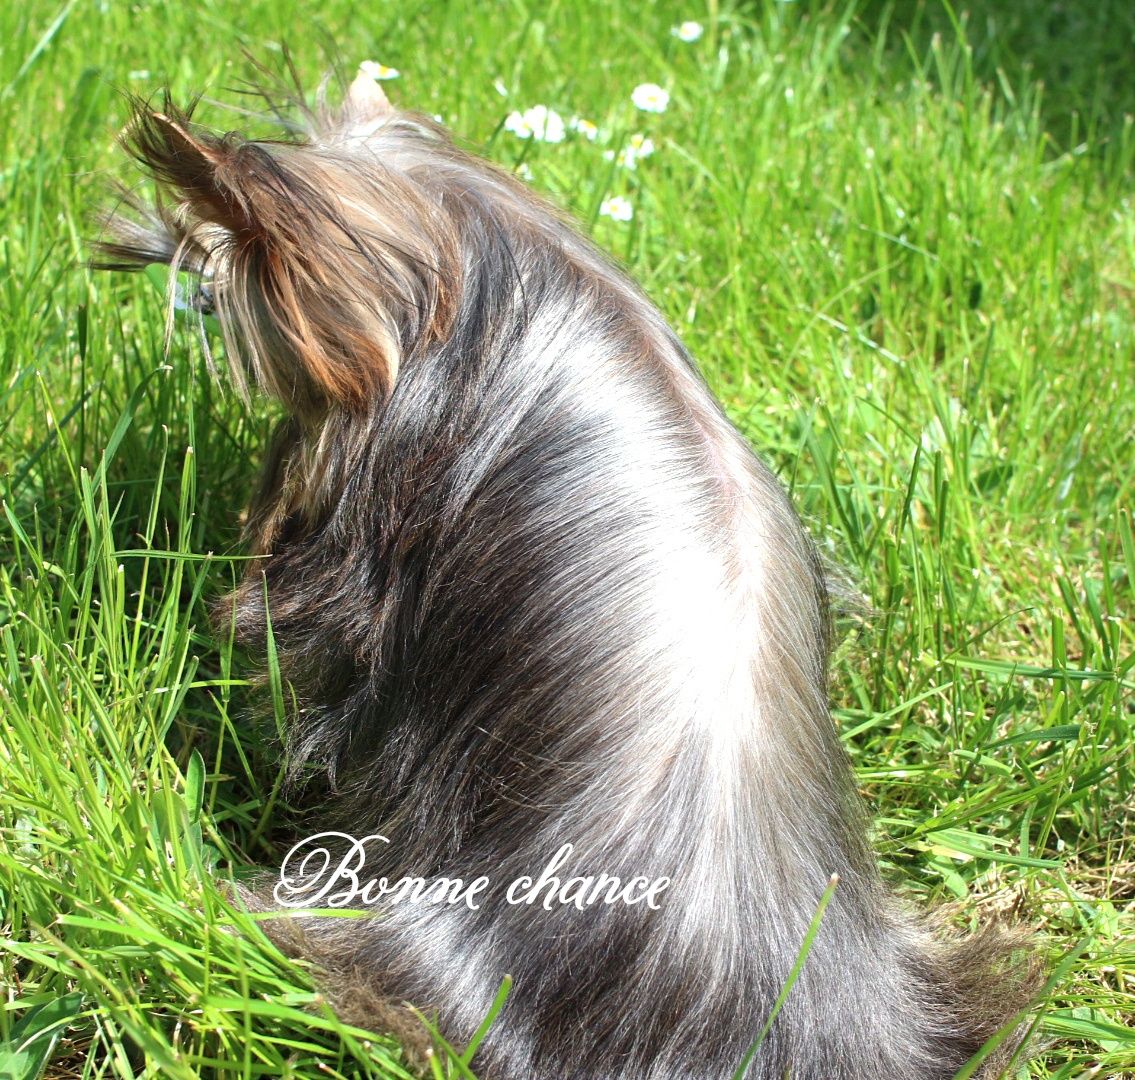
[99,69,1040,1080]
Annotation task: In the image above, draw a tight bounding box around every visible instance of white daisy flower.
[493,78,509,97]
[505,111,533,138]
[569,116,599,141]
[631,83,670,113]
[526,105,566,142]
[515,162,533,181]
[359,60,400,81]
[605,134,656,170]
[504,105,566,143]
[623,133,656,168]
[599,195,634,222]
[671,21,704,43]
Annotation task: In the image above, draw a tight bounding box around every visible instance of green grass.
[1,0,1133,1076]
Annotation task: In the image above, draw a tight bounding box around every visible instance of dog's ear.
[103,96,458,413]
[128,109,261,237]
[338,66,394,138]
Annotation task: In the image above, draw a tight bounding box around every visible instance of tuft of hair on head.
[95,79,461,417]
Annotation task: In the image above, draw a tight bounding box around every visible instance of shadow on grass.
[815,0,1135,150]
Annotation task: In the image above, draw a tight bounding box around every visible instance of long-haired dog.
[98,66,1039,1080]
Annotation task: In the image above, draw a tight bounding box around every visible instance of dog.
[98,64,1039,1080]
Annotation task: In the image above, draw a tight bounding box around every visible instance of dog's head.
[99,69,462,419]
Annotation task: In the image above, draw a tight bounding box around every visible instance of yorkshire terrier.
[98,66,1038,1080]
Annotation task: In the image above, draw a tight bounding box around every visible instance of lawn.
[1,0,1132,1076]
